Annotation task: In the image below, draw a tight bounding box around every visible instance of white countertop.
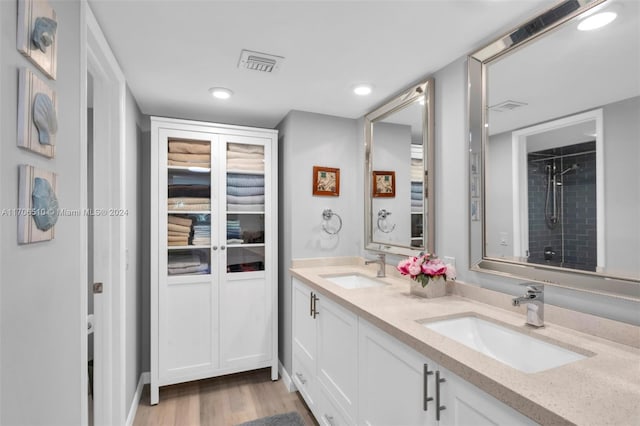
[290,259,640,426]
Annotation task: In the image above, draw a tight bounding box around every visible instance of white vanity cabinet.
[291,278,358,424]
[291,276,539,426]
[358,318,536,426]
[151,117,278,405]
[358,319,436,426]
[437,365,537,426]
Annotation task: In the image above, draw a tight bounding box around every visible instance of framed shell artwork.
[18,67,57,158]
[17,0,58,80]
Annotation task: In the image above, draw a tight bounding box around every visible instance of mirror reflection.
[472,0,640,286]
[365,79,434,256]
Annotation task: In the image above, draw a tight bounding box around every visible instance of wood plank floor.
[134,369,318,426]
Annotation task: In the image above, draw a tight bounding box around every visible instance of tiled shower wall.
[527,141,597,271]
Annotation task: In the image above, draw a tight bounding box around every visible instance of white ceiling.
[488,0,640,135]
[88,0,559,128]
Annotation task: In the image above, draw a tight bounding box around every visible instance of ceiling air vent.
[489,100,528,113]
[238,49,284,73]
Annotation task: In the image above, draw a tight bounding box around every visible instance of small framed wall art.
[18,67,57,158]
[17,0,58,80]
[372,170,396,198]
[312,166,340,196]
[18,164,59,244]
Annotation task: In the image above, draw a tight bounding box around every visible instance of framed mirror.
[469,0,640,298]
[365,78,435,256]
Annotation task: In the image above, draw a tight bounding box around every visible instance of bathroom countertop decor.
[290,257,640,426]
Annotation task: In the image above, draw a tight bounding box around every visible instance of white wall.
[277,110,360,373]
[1,1,84,424]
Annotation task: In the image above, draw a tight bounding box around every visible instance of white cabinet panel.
[292,278,317,362]
[317,294,358,423]
[358,319,435,426]
[438,366,537,426]
[160,280,217,379]
[220,277,272,369]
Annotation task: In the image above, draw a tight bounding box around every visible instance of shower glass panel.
[527,141,596,271]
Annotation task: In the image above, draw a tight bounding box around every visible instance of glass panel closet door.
[166,137,213,277]
[224,140,266,274]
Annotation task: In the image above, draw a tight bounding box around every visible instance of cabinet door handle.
[309,292,314,317]
[423,363,434,411]
[436,370,446,421]
[324,414,335,426]
[212,246,218,251]
[312,294,320,318]
[220,245,226,250]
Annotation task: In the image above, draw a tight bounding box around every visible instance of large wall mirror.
[365,78,435,256]
[469,0,640,298]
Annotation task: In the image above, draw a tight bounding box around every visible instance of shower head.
[560,163,579,175]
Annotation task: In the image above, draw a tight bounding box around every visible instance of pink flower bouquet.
[396,253,456,287]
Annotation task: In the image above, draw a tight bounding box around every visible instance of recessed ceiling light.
[209,87,233,100]
[353,84,373,96]
[577,11,617,31]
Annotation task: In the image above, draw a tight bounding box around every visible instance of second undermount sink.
[321,273,387,290]
[421,315,588,373]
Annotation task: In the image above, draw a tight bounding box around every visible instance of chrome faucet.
[365,253,386,278]
[512,284,544,327]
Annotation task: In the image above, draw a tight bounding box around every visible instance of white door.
[316,294,358,423]
[85,4,127,424]
[437,366,536,426]
[292,278,318,408]
[358,319,435,426]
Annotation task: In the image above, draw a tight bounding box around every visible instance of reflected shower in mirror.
[365,78,434,257]
[469,0,640,296]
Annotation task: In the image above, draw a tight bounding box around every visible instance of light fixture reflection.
[578,11,617,31]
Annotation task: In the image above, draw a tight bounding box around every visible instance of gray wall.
[1,1,84,424]
[277,111,361,374]
[124,87,146,414]
[371,122,412,246]
[603,96,640,277]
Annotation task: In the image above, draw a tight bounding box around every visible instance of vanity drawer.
[292,349,316,410]
[316,380,353,426]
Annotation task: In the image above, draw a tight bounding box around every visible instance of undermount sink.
[322,273,387,290]
[421,315,587,373]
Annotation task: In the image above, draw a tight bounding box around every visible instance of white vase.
[409,277,447,298]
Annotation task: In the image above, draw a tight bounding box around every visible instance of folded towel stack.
[168,216,193,246]
[168,140,210,167]
[411,158,424,182]
[227,219,243,244]
[411,181,423,212]
[227,143,264,173]
[192,222,211,246]
[168,197,211,211]
[227,173,265,212]
[167,252,209,276]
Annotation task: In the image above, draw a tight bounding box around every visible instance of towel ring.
[377,209,396,233]
[321,209,343,235]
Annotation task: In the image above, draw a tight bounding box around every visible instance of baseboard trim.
[279,361,296,393]
[126,372,150,426]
